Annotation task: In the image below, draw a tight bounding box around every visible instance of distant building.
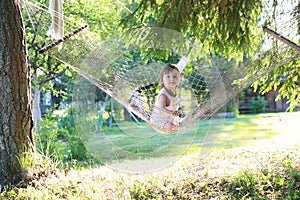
[264,88,289,112]
[239,81,294,113]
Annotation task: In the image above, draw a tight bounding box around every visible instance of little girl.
[151,63,183,133]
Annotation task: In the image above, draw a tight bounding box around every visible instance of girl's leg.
[163,121,179,133]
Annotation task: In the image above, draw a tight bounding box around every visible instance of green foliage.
[223,157,300,199]
[253,59,300,112]
[64,0,124,38]
[127,157,300,199]
[123,0,263,58]
[56,109,89,161]
[125,0,299,114]
[36,109,89,165]
[248,95,267,113]
[226,172,260,198]
[128,155,300,199]
[131,182,155,200]
[225,99,239,117]
[36,117,65,162]
[23,0,76,109]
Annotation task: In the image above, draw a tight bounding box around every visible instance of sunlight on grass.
[213,112,300,149]
[183,112,300,157]
[82,112,300,170]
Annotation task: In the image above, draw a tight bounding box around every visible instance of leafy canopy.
[122,0,263,57]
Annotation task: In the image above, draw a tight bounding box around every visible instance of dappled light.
[1,0,299,198]
[21,0,300,173]
[216,112,300,149]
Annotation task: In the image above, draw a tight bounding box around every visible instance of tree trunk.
[109,98,114,128]
[96,97,109,131]
[0,0,34,186]
[32,77,42,130]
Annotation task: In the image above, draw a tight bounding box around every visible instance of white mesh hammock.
[24,0,300,134]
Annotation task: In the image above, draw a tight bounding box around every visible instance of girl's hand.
[171,111,180,117]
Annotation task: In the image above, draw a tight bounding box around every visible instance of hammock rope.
[38,25,87,53]
[23,0,300,134]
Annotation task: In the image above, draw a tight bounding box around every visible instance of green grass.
[86,112,297,165]
[203,112,285,148]
[85,119,200,164]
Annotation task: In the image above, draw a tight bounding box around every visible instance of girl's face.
[162,70,181,89]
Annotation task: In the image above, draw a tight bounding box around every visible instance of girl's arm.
[157,94,179,117]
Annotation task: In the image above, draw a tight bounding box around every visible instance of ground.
[6,112,300,199]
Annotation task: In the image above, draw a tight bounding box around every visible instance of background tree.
[124,0,300,111]
[0,0,34,186]
[22,0,127,130]
[122,0,262,57]
[23,0,75,129]
[252,1,300,111]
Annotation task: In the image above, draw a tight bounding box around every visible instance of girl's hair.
[159,63,180,88]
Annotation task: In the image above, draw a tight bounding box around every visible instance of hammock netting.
[23,0,300,172]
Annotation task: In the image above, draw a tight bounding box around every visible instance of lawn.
[84,112,297,172]
[1,111,300,199]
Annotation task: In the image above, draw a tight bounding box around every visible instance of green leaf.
[65,69,73,77]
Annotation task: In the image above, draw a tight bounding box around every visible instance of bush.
[36,109,89,165]
[36,116,66,162]
[226,99,239,117]
[248,95,266,113]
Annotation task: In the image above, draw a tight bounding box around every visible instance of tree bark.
[0,0,34,186]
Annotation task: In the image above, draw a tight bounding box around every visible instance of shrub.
[248,95,266,113]
[36,109,89,165]
[226,99,239,117]
[36,116,65,160]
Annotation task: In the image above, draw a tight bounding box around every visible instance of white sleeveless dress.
[150,88,180,130]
